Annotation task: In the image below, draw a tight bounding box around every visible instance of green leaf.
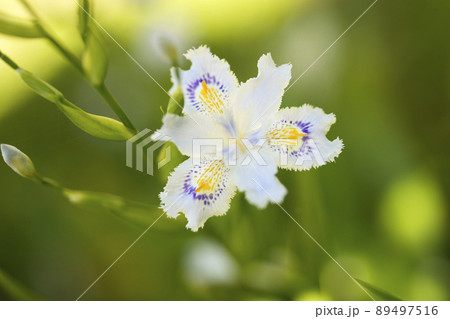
[0,268,45,301]
[77,0,91,42]
[356,279,403,301]
[0,52,133,141]
[82,25,109,86]
[0,11,44,38]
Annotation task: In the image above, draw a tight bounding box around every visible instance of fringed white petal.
[181,46,238,116]
[233,53,292,133]
[266,105,343,171]
[233,150,287,209]
[152,113,228,157]
[160,158,236,231]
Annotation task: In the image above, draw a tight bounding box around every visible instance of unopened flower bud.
[1,144,38,180]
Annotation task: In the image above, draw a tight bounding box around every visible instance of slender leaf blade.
[0,268,45,301]
[356,279,404,301]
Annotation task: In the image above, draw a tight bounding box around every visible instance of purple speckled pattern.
[186,73,228,113]
[280,119,312,134]
[294,121,313,156]
[182,161,229,207]
[290,137,314,157]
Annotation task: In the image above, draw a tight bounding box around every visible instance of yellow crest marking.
[195,160,224,193]
[199,81,224,114]
[266,127,306,146]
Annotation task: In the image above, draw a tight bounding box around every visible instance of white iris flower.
[153,46,343,231]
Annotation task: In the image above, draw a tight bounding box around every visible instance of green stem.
[19,0,82,72]
[0,51,19,69]
[39,176,62,190]
[95,83,136,131]
[19,0,136,132]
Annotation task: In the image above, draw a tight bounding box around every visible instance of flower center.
[194,159,224,192]
[199,81,224,114]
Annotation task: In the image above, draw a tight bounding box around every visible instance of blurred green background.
[0,0,449,301]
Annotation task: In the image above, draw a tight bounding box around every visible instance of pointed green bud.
[17,69,63,103]
[160,38,179,66]
[55,98,135,141]
[78,1,108,86]
[82,26,109,86]
[152,31,180,66]
[78,0,91,42]
[0,11,44,38]
[167,86,183,115]
[166,68,183,115]
[1,144,38,180]
[0,52,133,141]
